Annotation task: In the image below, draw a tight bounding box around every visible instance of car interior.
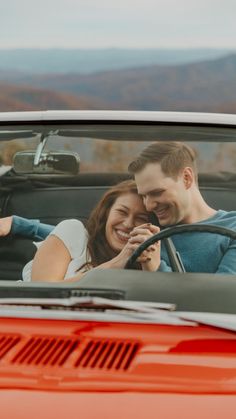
[0,171,235,276]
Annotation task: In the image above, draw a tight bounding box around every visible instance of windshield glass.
[1,123,236,173]
[0,116,236,316]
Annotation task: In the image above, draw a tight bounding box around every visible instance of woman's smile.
[114,228,130,242]
[105,192,149,252]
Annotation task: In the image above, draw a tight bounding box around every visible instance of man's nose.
[144,196,155,212]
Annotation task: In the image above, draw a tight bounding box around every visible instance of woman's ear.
[182,167,194,189]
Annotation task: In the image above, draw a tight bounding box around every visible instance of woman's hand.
[0,216,13,236]
[98,238,141,269]
[99,223,161,271]
[128,223,161,271]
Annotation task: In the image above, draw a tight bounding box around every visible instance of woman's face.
[105,192,149,252]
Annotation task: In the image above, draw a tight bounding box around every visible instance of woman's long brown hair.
[85,179,152,268]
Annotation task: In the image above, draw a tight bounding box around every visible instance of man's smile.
[155,205,170,218]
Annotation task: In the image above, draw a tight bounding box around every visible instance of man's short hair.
[128,141,198,181]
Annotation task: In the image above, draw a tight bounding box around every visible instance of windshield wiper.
[175,312,236,333]
[0,297,197,326]
[0,296,175,313]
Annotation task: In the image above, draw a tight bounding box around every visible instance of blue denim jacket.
[11,216,54,241]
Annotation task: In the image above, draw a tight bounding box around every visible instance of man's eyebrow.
[139,188,165,196]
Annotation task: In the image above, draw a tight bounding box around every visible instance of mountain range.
[0,48,231,74]
[1,52,236,113]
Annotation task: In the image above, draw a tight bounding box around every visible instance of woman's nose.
[123,215,134,228]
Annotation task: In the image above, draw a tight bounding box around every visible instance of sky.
[1,0,236,49]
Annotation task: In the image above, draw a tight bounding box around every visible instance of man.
[128,141,236,274]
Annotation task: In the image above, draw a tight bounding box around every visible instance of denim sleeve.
[11,215,54,241]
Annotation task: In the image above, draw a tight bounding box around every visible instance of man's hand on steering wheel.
[125,224,236,271]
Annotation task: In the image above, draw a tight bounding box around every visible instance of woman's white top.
[22,219,89,281]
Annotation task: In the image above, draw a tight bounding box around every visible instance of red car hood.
[0,316,236,418]
[1,390,236,419]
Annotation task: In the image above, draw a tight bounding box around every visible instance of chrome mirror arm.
[33,135,48,166]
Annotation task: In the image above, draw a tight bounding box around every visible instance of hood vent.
[0,334,139,371]
[0,334,21,360]
[75,339,139,370]
[11,336,80,366]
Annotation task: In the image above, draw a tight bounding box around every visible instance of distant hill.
[0,48,232,74]
[1,54,236,112]
[0,83,110,112]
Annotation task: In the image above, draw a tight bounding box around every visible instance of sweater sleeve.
[215,239,236,274]
[158,259,172,272]
[11,215,54,240]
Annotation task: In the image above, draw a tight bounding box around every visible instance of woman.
[1,180,161,282]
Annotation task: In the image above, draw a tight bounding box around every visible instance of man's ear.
[182,167,194,189]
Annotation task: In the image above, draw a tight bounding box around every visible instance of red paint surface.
[0,317,235,418]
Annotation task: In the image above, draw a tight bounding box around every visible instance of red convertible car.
[0,110,236,418]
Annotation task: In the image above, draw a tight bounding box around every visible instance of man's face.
[134,162,191,226]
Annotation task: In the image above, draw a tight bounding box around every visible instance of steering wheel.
[125,223,236,270]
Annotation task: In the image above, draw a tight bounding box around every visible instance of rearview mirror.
[13,151,80,175]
